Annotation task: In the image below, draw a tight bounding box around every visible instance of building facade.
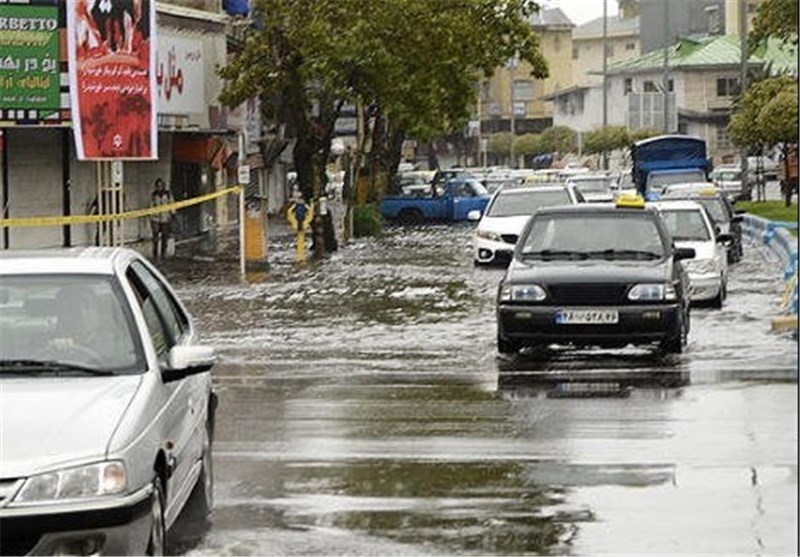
[0,1,266,250]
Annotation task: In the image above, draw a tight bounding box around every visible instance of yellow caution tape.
[0,186,243,228]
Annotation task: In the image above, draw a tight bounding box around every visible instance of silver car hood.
[0,376,142,477]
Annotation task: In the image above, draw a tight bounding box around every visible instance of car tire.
[184,420,214,521]
[398,209,423,226]
[711,280,725,309]
[146,478,166,556]
[660,310,687,354]
[497,335,519,355]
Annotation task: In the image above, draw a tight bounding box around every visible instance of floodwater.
[164,222,797,556]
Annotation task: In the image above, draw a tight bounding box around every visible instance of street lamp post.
[602,0,608,170]
[508,54,518,169]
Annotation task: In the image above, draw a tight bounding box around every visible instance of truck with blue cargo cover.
[381,176,491,224]
[631,135,711,200]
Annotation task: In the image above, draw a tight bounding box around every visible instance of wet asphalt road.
[164,221,797,556]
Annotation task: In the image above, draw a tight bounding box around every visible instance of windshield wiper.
[586,249,662,260]
[0,359,114,376]
[521,249,589,260]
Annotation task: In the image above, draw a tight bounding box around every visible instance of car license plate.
[555,308,619,324]
[548,382,629,398]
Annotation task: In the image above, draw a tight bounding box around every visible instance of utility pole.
[739,0,750,198]
[662,0,670,133]
[602,0,608,170]
[508,55,518,169]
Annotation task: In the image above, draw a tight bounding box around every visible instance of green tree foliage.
[629,127,662,143]
[728,76,798,148]
[487,132,513,156]
[514,133,545,157]
[218,0,549,206]
[749,0,799,49]
[541,126,577,154]
[582,126,630,155]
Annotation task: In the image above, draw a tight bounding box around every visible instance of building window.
[667,79,674,92]
[479,80,491,102]
[716,125,732,149]
[624,78,633,95]
[643,80,659,93]
[625,42,636,51]
[605,43,615,57]
[572,45,579,59]
[717,77,740,97]
[513,80,534,101]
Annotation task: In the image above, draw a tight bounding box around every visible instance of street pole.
[739,0,750,198]
[602,0,608,170]
[662,0,670,133]
[509,60,516,169]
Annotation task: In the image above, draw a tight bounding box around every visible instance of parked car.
[709,164,745,201]
[660,187,744,264]
[381,177,490,224]
[496,197,694,355]
[650,200,731,308]
[0,247,216,555]
[471,185,581,266]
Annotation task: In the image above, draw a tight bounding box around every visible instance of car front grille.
[547,283,629,306]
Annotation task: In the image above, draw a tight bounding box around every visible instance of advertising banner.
[67,0,157,160]
[0,3,61,123]
[156,34,205,115]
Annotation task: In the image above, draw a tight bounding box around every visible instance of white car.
[0,247,216,555]
[650,200,731,308]
[471,185,581,266]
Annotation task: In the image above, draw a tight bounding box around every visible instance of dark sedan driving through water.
[496,197,695,355]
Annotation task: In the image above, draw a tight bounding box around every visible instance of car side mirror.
[674,247,696,261]
[716,233,733,245]
[731,214,744,223]
[734,208,746,215]
[163,345,215,382]
[467,210,482,221]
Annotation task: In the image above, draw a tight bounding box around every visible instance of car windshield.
[659,209,711,241]
[487,189,571,217]
[715,170,741,181]
[0,275,144,374]
[519,212,665,259]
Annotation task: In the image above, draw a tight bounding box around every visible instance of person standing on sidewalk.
[150,178,175,261]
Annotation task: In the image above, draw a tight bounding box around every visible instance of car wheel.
[660,311,686,354]
[398,209,423,226]
[497,335,519,355]
[146,478,166,556]
[184,420,214,521]
[711,280,725,309]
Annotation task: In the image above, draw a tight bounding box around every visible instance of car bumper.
[497,303,682,347]
[686,272,722,301]
[473,237,515,266]
[0,483,153,556]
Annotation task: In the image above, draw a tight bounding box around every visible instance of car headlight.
[684,258,717,274]
[628,283,676,301]
[498,283,547,302]
[13,461,127,504]
[475,228,503,242]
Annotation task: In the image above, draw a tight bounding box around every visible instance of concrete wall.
[572,35,640,86]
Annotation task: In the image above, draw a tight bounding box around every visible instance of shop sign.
[156,34,204,115]
[0,3,61,122]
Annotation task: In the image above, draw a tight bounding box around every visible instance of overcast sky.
[542,0,620,25]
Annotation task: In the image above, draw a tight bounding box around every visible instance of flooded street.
[165,223,797,556]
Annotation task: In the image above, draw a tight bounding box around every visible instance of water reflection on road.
[166,223,797,556]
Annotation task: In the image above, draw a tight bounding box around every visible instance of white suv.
[0,247,216,555]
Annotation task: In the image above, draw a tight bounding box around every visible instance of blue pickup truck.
[381,177,491,224]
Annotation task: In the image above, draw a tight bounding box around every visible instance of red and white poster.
[67,0,157,160]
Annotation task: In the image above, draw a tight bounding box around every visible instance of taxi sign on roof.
[699,188,718,196]
[615,193,645,208]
